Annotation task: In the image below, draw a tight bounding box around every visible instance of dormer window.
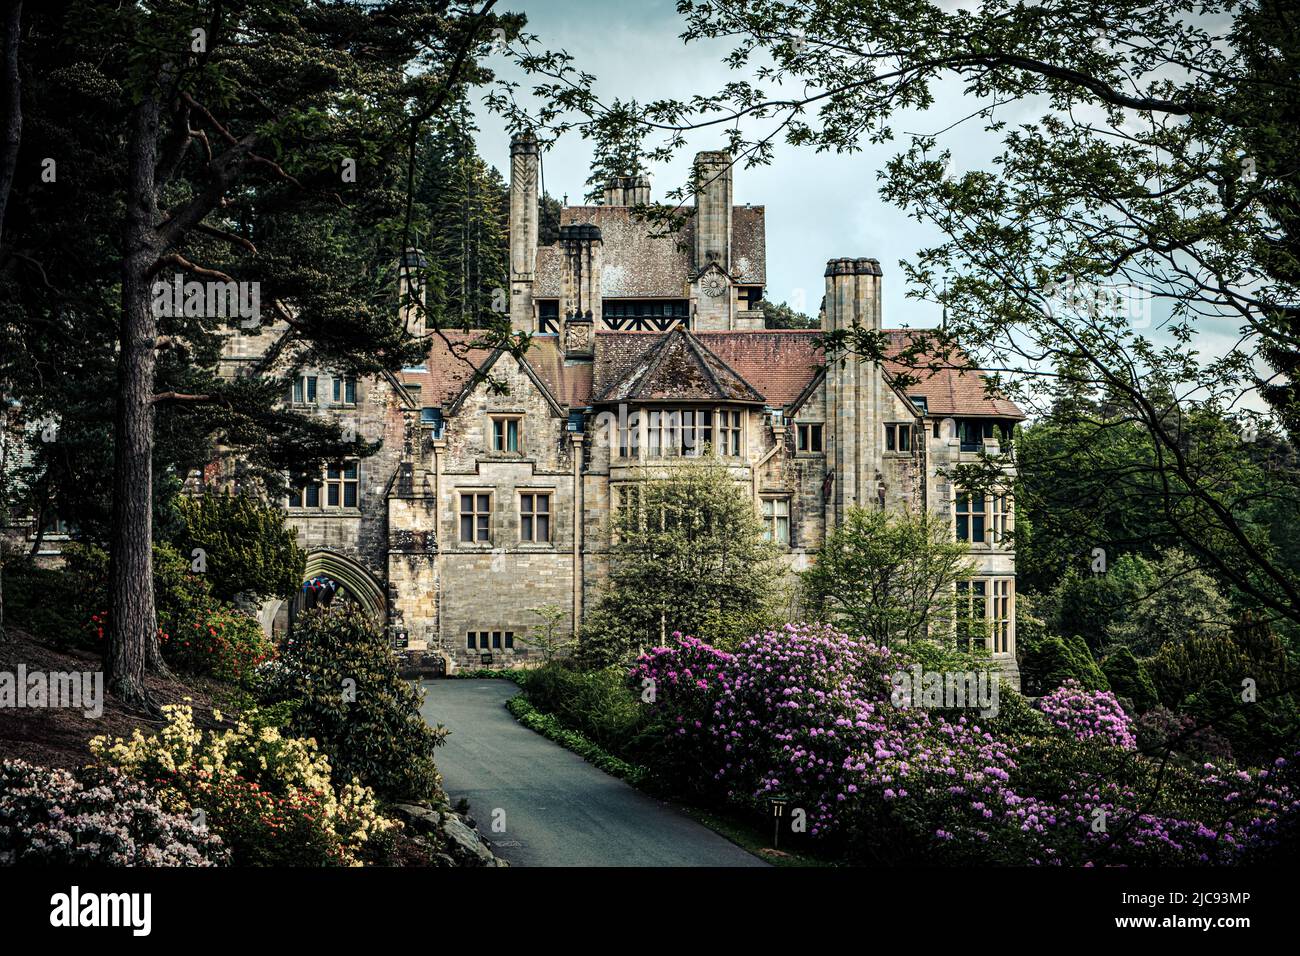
[909,396,928,414]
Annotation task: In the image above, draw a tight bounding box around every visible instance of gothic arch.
[298,549,386,620]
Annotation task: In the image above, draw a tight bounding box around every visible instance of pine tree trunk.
[0,0,22,240]
[107,93,162,711]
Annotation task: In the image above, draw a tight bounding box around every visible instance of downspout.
[433,431,445,653]
[571,432,584,638]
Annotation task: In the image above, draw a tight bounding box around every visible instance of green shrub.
[165,603,275,687]
[172,493,306,602]
[506,695,648,785]
[1019,632,1109,696]
[1043,556,1154,652]
[1147,632,1251,708]
[522,661,650,753]
[1101,645,1159,713]
[2,560,90,646]
[152,541,215,635]
[265,604,445,802]
[982,683,1052,739]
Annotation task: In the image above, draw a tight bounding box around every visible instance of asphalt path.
[419,678,766,867]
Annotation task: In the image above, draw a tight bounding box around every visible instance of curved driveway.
[419,679,766,867]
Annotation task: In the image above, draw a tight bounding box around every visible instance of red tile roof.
[593,328,766,404]
[402,331,497,407]
[693,330,822,407]
[883,330,1025,419]
[412,326,1021,419]
[525,337,594,407]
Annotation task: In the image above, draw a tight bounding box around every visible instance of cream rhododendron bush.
[92,702,392,866]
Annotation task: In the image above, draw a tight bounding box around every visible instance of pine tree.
[416,101,510,331]
[0,0,521,708]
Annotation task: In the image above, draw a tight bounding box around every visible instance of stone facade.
[220,134,1024,686]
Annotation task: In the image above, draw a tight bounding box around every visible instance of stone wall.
[428,353,577,666]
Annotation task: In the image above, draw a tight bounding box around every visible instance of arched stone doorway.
[283,550,386,635]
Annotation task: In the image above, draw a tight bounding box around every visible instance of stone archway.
[287,550,386,629]
[256,598,285,638]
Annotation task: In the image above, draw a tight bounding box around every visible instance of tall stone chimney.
[602,174,651,206]
[509,132,539,332]
[822,257,884,529]
[693,151,734,329]
[559,223,601,359]
[399,248,427,336]
[693,151,732,272]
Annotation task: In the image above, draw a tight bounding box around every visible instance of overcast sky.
[468,0,1252,403]
[470,0,1015,327]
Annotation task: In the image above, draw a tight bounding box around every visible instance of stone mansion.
[218,134,1023,682]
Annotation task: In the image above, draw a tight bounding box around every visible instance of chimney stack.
[399,248,427,335]
[602,173,651,206]
[559,223,601,358]
[693,151,733,274]
[822,257,882,332]
[509,132,540,331]
[822,257,885,530]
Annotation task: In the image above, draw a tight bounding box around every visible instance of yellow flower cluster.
[92,702,393,865]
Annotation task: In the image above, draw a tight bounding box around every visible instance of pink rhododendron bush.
[1035,680,1138,750]
[630,624,1300,865]
[0,759,229,866]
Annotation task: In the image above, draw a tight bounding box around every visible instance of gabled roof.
[592,327,766,404]
[402,331,496,407]
[524,337,594,407]
[403,332,573,415]
[411,326,1021,420]
[693,330,822,407]
[883,330,1025,420]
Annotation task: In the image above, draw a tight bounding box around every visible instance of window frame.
[332,375,357,406]
[991,579,1012,654]
[467,630,515,650]
[489,414,524,454]
[796,422,824,454]
[955,578,990,651]
[884,422,913,453]
[325,460,360,508]
[291,373,318,407]
[459,491,493,544]
[717,409,743,457]
[287,460,357,510]
[519,491,553,544]
[990,492,1012,546]
[761,496,791,546]
[955,489,987,545]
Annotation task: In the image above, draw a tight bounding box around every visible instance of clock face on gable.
[700,271,727,298]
